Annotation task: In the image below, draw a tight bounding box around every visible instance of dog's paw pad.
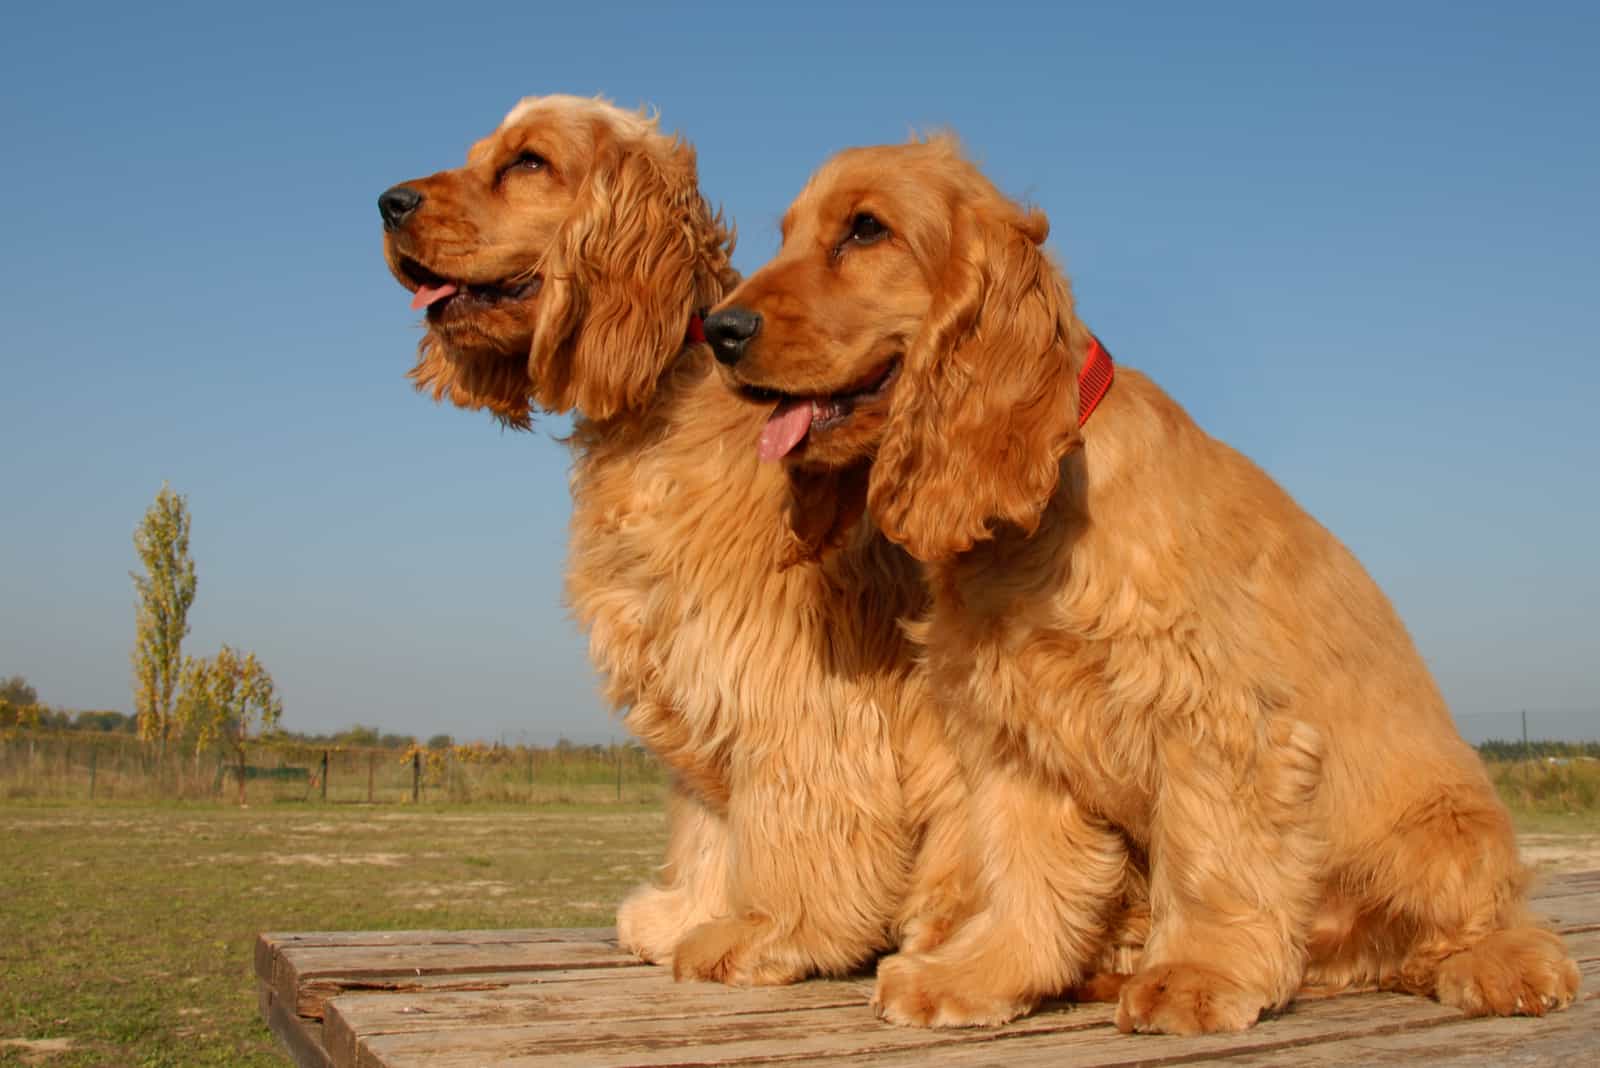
[1115,963,1265,1035]
[872,952,1028,1029]
[1435,928,1580,1017]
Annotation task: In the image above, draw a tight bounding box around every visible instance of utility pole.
[1522,709,1531,785]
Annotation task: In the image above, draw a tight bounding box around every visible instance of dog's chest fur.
[562,362,924,801]
[910,400,1281,842]
[918,531,1161,840]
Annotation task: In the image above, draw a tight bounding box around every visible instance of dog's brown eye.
[499,152,547,182]
[847,213,888,245]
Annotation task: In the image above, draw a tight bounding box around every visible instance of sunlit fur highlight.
[716,138,1580,1031]
[381,98,977,984]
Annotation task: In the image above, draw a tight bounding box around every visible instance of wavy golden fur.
[715,137,1579,1031]
[379,97,976,983]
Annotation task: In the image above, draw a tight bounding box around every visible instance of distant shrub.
[1487,756,1600,814]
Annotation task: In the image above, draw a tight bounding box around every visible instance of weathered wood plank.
[1197,994,1600,1067]
[835,989,1600,1068]
[1529,871,1600,930]
[252,866,1591,988]
[261,927,617,951]
[351,1000,1113,1068]
[273,938,640,1019]
[325,927,1600,1067]
[253,930,624,996]
[1564,925,1600,958]
[1531,870,1597,897]
[259,980,334,1068]
[1529,869,1600,897]
[336,936,1599,1068]
[1535,899,1600,931]
[251,864,1589,961]
[298,961,668,1003]
[258,871,1600,1068]
[283,961,721,1034]
[348,983,1587,1068]
[324,973,876,1068]
[327,970,871,1029]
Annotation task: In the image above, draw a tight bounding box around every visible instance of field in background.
[0,802,670,1067]
[0,752,1596,1067]
[0,731,668,806]
[5,729,1598,816]
[1487,756,1600,818]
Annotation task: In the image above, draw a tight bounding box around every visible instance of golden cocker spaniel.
[378,97,977,985]
[709,136,1579,1033]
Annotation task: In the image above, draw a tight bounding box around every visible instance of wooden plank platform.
[258,870,1599,1067]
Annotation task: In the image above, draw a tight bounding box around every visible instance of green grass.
[1486,756,1600,818]
[0,800,668,1067]
[1505,809,1600,835]
[1,767,1596,1068]
[0,731,668,805]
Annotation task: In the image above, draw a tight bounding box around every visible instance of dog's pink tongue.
[758,399,813,462]
[410,282,458,310]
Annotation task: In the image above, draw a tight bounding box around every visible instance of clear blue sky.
[3,2,1596,744]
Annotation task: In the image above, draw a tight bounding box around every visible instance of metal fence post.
[321,750,330,802]
[412,750,421,804]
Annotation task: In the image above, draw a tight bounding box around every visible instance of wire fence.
[0,730,669,805]
[3,728,1595,813]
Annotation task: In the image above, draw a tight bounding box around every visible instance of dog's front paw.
[672,916,807,986]
[1115,962,1266,1035]
[872,951,1031,1028]
[1434,927,1580,1017]
[616,884,698,964]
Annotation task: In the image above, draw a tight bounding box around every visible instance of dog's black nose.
[378,185,423,231]
[704,307,762,365]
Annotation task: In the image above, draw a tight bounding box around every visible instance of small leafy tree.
[131,484,197,763]
[176,645,282,803]
[0,700,42,729]
[338,725,381,747]
[0,674,45,731]
[74,710,136,733]
[0,675,39,707]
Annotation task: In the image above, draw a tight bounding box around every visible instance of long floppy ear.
[867,202,1084,562]
[528,127,712,421]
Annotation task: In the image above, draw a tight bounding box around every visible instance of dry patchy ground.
[0,802,1595,1067]
[0,802,667,1067]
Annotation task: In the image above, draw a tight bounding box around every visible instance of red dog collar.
[1078,335,1114,426]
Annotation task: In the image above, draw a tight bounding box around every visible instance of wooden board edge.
[259,979,334,1068]
[321,995,359,1068]
[256,927,619,949]
[255,933,277,983]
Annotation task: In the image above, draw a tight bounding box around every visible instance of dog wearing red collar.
[711,136,1578,1033]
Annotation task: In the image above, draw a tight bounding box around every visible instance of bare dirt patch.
[1518,833,1600,873]
[0,1037,78,1064]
